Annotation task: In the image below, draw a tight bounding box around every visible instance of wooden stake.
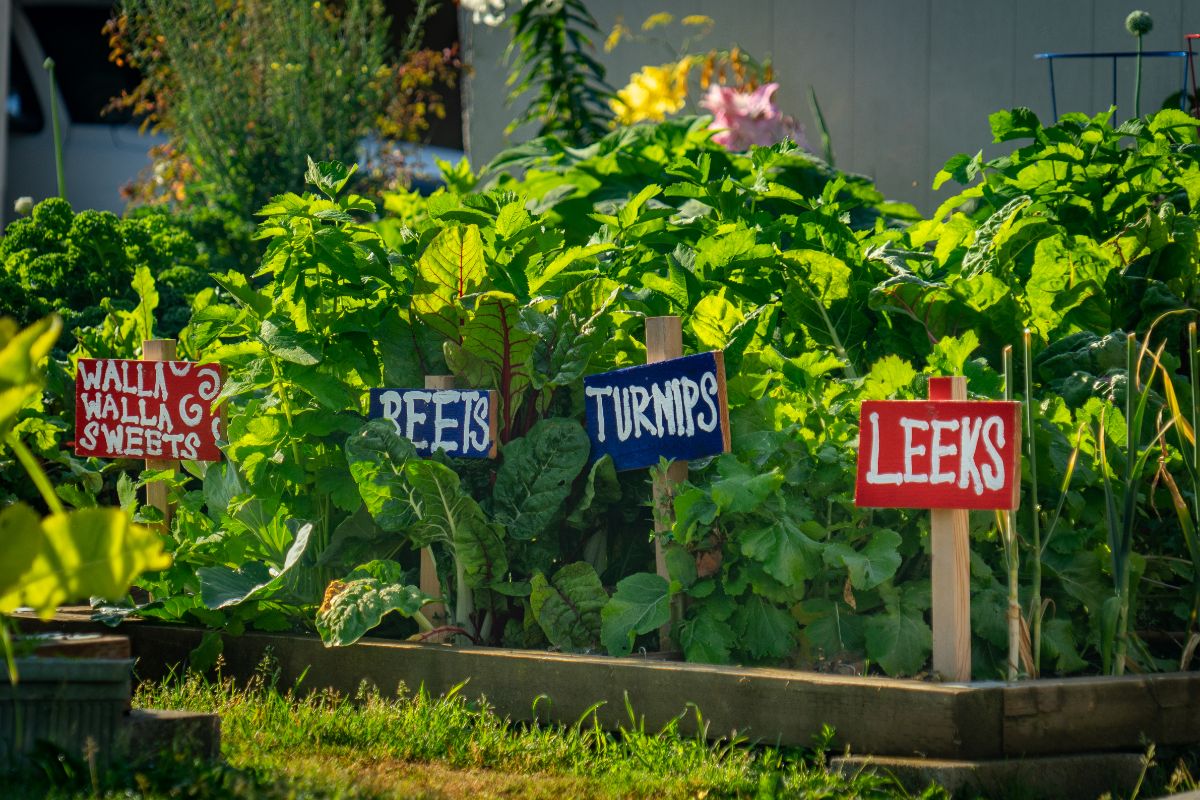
[928,376,972,681]
[142,340,177,531]
[645,316,686,651]
[422,374,454,627]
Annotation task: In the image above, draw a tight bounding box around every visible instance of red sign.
[74,359,224,461]
[855,400,1021,510]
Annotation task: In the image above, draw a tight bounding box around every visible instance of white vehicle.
[3,0,165,224]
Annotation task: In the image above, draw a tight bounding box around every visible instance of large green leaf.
[566,455,620,530]
[0,503,49,612]
[460,292,535,425]
[529,562,607,651]
[601,572,670,657]
[864,605,932,677]
[403,460,507,588]
[731,595,797,660]
[198,521,312,609]
[493,418,590,540]
[412,225,485,340]
[822,529,902,591]
[739,518,822,587]
[0,315,61,432]
[8,508,170,616]
[345,419,419,532]
[676,608,736,664]
[316,577,432,647]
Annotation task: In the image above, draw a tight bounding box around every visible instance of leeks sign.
[855,399,1021,510]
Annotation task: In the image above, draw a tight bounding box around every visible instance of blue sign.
[369,388,496,458]
[584,352,730,471]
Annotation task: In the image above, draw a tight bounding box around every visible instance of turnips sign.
[584,351,731,471]
[74,358,224,461]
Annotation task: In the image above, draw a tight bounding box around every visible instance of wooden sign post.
[74,347,225,530]
[584,316,732,650]
[855,376,1021,682]
[647,317,687,651]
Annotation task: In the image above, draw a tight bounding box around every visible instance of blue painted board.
[585,351,731,472]
[369,388,497,458]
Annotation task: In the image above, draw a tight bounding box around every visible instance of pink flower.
[700,82,807,152]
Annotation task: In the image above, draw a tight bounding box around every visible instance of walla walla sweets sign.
[585,351,731,471]
[369,388,498,458]
[74,358,224,461]
[855,399,1021,511]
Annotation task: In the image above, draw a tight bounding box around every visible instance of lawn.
[7,660,945,799]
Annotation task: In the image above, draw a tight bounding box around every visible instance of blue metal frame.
[1033,50,1191,122]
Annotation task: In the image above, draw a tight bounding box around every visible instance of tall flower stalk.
[1126,10,1154,118]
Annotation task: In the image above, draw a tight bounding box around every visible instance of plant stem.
[44,59,67,199]
[1003,345,1021,680]
[1134,36,1144,118]
[1115,332,1138,675]
[454,558,474,639]
[6,433,64,515]
[1022,330,1042,674]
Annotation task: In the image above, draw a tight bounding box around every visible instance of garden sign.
[854,376,1021,681]
[584,351,731,471]
[368,388,498,458]
[74,357,224,461]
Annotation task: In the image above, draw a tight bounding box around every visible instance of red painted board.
[855,400,1021,510]
[74,358,224,461]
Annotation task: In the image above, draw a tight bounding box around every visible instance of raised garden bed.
[23,611,1200,763]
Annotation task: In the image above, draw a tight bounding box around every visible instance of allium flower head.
[610,60,692,125]
[700,82,807,152]
[1125,10,1153,36]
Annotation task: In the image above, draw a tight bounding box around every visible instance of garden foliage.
[15,106,1200,679]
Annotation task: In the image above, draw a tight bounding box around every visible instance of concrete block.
[833,752,1145,800]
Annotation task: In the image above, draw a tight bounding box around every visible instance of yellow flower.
[610,59,692,125]
[641,12,673,30]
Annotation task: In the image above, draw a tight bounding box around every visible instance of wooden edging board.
[19,612,1200,761]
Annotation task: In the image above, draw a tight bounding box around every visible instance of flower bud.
[1125,10,1153,36]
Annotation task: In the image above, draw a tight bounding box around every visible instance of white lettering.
[630,385,654,438]
[650,381,677,436]
[900,417,929,483]
[586,386,613,443]
[865,412,902,485]
[981,415,1006,490]
[431,391,459,454]
[403,391,431,448]
[958,416,984,494]
[470,393,490,452]
[697,372,719,433]
[929,419,959,485]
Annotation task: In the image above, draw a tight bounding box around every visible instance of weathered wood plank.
[1003,672,1200,755]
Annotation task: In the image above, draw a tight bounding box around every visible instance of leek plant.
[1023,330,1043,673]
[1098,333,1175,675]
[1153,321,1200,638]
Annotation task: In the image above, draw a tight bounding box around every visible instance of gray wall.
[462,0,1200,213]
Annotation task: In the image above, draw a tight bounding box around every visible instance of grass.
[6,656,948,799]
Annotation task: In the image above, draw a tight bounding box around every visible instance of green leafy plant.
[0,315,169,674]
[504,0,613,144]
